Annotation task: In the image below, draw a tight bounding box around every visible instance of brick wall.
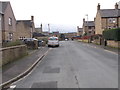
[0,45,28,66]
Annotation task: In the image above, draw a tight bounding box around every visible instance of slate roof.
[33,32,46,37]
[17,20,33,27]
[78,28,83,32]
[84,21,95,27]
[99,9,120,17]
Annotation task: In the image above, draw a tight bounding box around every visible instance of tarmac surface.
[8,41,119,88]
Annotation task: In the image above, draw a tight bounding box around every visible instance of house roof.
[33,32,46,37]
[17,20,33,27]
[99,9,120,17]
[84,21,95,27]
[1,2,9,13]
[78,28,83,32]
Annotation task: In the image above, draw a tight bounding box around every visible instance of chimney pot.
[115,3,118,9]
[97,3,100,10]
[83,18,85,22]
[31,16,34,21]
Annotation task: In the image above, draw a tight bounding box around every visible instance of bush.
[103,28,120,41]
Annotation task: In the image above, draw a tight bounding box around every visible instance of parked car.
[38,40,44,47]
[47,36,59,47]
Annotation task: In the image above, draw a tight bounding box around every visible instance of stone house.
[95,3,120,47]
[64,32,77,39]
[95,3,120,35]
[35,24,43,33]
[1,1,17,42]
[16,16,35,40]
[77,26,83,36]
[82,18,95,36]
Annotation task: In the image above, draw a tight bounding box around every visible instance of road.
[11,41,118,88]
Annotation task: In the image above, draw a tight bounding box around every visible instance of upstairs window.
[108,18,117,24]
[9,17,12,26]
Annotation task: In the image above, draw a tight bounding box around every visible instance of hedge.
[103,28,120,41]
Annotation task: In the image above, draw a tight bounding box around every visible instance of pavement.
[1,46,49,88]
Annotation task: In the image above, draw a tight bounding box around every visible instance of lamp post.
[48,24,50,36]
[85,14,88,36]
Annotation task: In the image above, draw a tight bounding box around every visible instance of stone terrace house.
[35,24,43,33]
[82,18,95,36]
[1,1,17,42]
[77,26,83,36]
[95,3,120,35]
[16,16,35,40]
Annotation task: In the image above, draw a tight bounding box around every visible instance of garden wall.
[0,45,28,66]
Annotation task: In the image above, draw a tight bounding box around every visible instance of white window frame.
[9,17,12,26]
[108,18,117,24]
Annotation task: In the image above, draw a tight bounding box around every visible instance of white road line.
[104,50,118,55]
[82,43,118,55]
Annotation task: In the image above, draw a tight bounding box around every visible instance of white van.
[48,36,59,47]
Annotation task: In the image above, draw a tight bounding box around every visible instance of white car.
[48,36,59,47]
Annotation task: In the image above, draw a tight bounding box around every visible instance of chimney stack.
[41,23,42,28]
[31,16,34,22]
[115,3,118,9]
[83,18,85,22]
[94,17,96,21]
[97,3,100,10]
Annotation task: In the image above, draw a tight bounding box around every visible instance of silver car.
[48,36,59,47]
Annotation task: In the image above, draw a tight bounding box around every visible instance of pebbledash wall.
[0,45,28,66]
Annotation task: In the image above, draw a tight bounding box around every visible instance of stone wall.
[16,21,31,39]
[107,40,119,48]
[0,45,28,66]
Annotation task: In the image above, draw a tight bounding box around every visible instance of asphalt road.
[11,41,118,88]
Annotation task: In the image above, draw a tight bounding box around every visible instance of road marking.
[10,85,16,89]
[81,43,118,55]
[104,50,118,55]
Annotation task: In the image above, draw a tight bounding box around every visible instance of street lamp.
[85,14,88,36]
[48,24,50,35]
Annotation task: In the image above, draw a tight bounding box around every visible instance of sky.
[2,0,120,33]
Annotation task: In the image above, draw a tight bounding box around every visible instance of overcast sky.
[2,0,120,32]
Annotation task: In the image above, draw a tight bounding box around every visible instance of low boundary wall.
[0,45,28,66]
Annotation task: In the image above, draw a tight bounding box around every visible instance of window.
[108,18,117,24]
[9,17,12,26]
[9,33,13,41]
[88,26,91,29]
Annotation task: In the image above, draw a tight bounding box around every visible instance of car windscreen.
[49,38,58,40]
